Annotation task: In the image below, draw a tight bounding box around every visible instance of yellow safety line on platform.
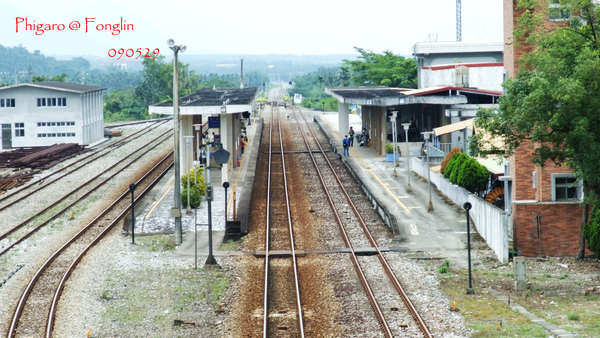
[321,116,410,213]
[145,180,174,219]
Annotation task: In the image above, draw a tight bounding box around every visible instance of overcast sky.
[0,0,503,57]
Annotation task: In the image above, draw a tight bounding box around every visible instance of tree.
[471,0,600,259]
[343,47,417,88]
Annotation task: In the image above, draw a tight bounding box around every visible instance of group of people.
[342,126,370,157]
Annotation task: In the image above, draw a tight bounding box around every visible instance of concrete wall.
[420,66,505,91]
[0,87,103,148]
[411,156,509,263]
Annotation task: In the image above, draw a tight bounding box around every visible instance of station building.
[149,87,259,184]
[503,0,585,257]
[0,81,105,149]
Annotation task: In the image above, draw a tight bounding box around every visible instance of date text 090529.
[108,48,159,60]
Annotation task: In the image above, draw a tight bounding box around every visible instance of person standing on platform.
[240,135,246,155]
[342,135,349,157]
[348,126,355,147]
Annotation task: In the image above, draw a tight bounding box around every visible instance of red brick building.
[503,0,585,257]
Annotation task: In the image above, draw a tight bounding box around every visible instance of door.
[2,123,12,149]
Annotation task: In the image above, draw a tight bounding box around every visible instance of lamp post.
[422,131,434,212]
[168,38,186,245]
[463,202,474,294]
[401,123,412,193]
[129,184,136,244]
[223,181,230,224]
[184,135,194,214]
[391,111,398,178]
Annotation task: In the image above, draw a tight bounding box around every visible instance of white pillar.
[180,115,194,178]
[220,113,232,183]
[338,103,350,136]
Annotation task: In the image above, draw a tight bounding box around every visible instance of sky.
[0,0,503,58]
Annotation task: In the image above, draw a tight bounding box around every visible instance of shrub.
[181,166,206,208]
[384,142,394,154]
[448,153,470,184]
[457,158,489,193]
[181,188,202,209]
[567,313,580,321]
[584,200,600,255]
[440,147,462,174]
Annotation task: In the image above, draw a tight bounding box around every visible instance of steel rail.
[0,130,173,256]
[7,152,173,338]
[0,119,169,209]
[45,153,173,337]
[262,102,305,337]
[289,107,393,337]
[292,107,432,337]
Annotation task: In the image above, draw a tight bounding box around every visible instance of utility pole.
[456,0,462,42]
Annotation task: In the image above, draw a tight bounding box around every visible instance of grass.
[428,258,600,338]
[219,238,244,251]
[102,266,231,326]
[136,235,176,252]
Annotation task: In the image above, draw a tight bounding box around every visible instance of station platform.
[131,117,263,260]
[133,108,481,269]
[316,111,481,269]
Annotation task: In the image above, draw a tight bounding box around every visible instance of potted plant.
[385,142,395,162]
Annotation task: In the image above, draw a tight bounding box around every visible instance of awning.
[433,119,474,136]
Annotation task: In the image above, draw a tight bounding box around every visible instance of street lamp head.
[421,131,433,140]
[401,123,410,131]
[391,111,398,118]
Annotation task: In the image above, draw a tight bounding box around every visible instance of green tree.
[471,0,600,259]
[343,47,417,88]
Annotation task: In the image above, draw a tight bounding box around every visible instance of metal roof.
[0,81,105,93]
[149,87,259,116]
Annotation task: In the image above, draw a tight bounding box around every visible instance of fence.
[411,157,509,263]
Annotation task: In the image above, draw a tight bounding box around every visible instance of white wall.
[0,86,104,148]
[419,66,504,92]
[411,156,509,263]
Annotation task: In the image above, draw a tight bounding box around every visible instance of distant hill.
[0,45,92,85]
[0,43,358,86]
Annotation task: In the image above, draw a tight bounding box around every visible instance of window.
[1,98,15,108]
[552,174,581,201]
[549,0,571,21]
[15,123,24,137]
[37,97,66,107]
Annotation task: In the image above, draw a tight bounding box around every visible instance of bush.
[180,166,206,208]
[584,200,600,254]
[441,147,462,174]
[447,153,469,184]
[457,158,489,193]
[181,188,202,209]
[384,142,394,154]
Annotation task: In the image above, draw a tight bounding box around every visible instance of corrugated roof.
[0,81,105,93]
[326,87,405,99]
[152,87,259,108]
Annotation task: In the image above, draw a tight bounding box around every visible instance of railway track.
[262,102,305,337]
[7,152,174,338]
[0,119,169,210]
[0,125,173,257]
[290,106,432,337]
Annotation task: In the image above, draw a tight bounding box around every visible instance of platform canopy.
[325,86,470,106]
[149,87,259,116]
